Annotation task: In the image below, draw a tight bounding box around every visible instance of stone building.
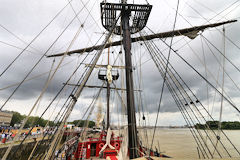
[0,111,13,127]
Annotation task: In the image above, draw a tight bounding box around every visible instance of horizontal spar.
[47,20,237,58]
[64,83,142,92]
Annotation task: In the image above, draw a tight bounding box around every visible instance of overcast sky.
[0,0,240,126]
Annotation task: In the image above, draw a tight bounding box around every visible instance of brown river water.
[137,128,240,159]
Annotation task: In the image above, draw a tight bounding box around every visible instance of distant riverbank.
[194,121,240,130]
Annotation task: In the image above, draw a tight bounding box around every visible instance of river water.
[138,128,240,159]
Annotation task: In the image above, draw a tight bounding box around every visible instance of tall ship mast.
[99,1,153,158]
[0,0,240,160]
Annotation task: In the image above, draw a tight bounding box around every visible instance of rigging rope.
[0,0,74,78]
[14,58,84,155]
[15,30,107,156]
[201,35,240,93]
[202,35,240,73]
[67,0,103,49]
[38,51,102,151]
[153,40,238,158]
[2,11,86,160]
[219,26,226,131]
[213,26,226,156]
[143,35,230,158]
[149,35,240,156]
[6,1,111,156]
[164,0,240,54]
[0,40,39,55]
[200,36,210,120]
[185,1,240,51]
[52,83,104,159]
[150,0,180,153]
[182,37,238,107]
[0,1,90,111]
[139,26,240,157]
[146,26,240,115]
[143,39,210,158]
[41,14,121,159]
[0,24,40,53]
[144,37,216,158]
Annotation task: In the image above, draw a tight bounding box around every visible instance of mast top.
[100,2,152,35]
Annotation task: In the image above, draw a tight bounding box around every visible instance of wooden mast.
[121,1,139,158]
[106,43,110,129]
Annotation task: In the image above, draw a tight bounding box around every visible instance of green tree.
[194,121,240,130]
[10,112,24,126]
[10,111,55,128]
[88,121,95,128]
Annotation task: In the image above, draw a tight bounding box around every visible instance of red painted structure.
[74,132,122,159]
[66,131,170,159]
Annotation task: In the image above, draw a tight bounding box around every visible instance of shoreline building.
[0,111,13,127]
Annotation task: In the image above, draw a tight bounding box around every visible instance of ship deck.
[65,156,240,160]
[134,157,240,160]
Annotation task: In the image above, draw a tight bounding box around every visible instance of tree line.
[194,121,240,130]
[10,111,55,128]
[10,111,95,128]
